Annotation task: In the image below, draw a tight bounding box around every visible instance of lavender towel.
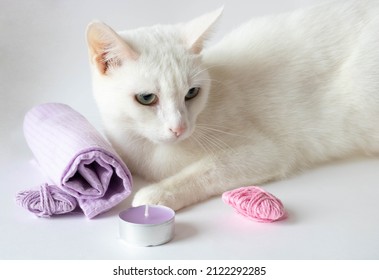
[20,103,132,218]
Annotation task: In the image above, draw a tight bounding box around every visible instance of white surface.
[1,0,379,260]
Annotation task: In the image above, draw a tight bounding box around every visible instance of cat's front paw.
[132,184,183,211]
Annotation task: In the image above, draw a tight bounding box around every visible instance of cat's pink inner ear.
[183,7,223,54]
[86,21,139,75]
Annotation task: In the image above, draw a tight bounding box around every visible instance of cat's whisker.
[190,133,211,156]
[198,131,228,151]
[195,127,235,154]
[197,141,220,163]
[196,129,246,179]
[126,136,146,146]
[192,130,220,160]
[191,63,228,79]
[195,78,227,87]
[196,124,253,140]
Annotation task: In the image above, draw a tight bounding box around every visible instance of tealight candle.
[119,205,175,246]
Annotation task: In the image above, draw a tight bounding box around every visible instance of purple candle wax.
[119,205,175,225]
[119,205,175,246]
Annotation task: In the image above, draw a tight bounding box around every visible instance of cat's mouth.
[161,133,190,144]
[150,126,193,145]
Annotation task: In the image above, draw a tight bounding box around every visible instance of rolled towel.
[19,103,132,218]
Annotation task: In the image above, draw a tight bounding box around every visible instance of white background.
[1,0,379,260]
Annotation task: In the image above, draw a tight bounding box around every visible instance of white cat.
[86,0,379,211]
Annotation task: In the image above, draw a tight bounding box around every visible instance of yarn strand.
[16,184,78,218]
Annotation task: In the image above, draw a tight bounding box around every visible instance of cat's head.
[86,8,222,144]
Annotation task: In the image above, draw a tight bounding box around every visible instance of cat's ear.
[86,21,139,75]
[182,7,223,54]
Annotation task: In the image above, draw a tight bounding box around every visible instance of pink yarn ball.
[222,186,286,223]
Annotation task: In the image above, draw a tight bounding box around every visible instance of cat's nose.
[170,125,186,137]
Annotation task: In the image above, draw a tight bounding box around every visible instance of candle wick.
[144,205,149,217]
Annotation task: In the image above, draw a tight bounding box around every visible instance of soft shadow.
[277,207,298,225]
[172,222,198,243]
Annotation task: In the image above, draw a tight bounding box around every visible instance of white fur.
[87,0,379,210]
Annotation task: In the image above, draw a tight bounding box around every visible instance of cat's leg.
[132,139,290,210]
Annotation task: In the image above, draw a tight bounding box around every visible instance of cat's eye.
[185,87,200,101]
[135,93,158,106]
